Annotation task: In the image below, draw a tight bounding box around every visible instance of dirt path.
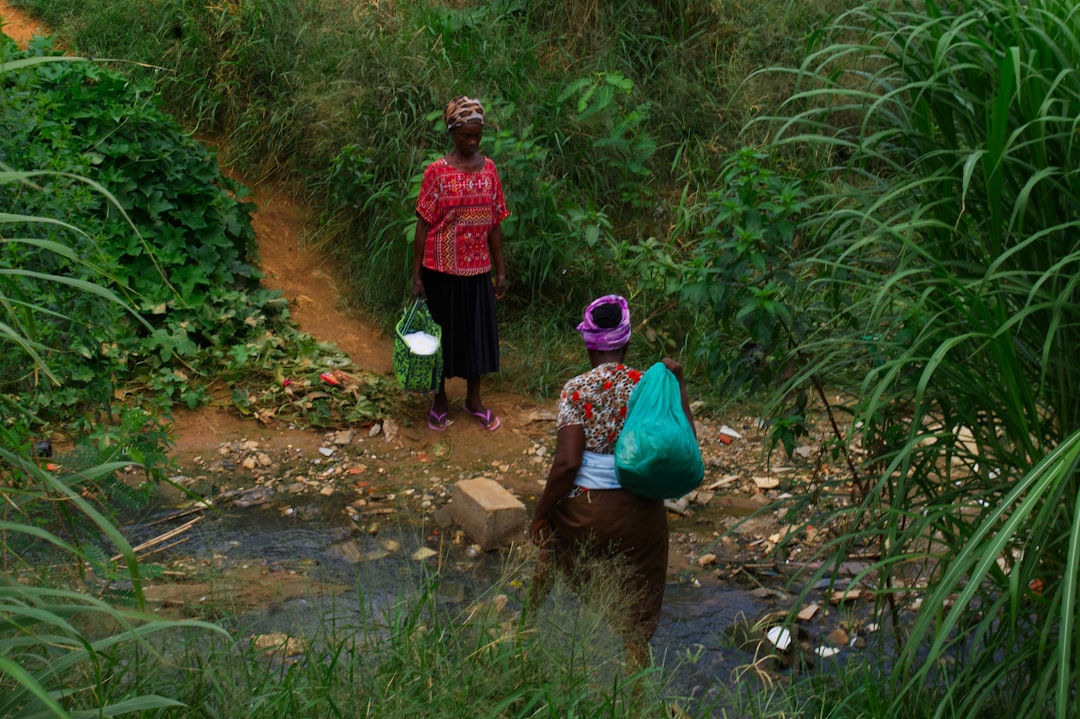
[0,2,40,47]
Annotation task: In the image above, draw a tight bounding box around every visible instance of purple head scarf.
[577,294,631,351]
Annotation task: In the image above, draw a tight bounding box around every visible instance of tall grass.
[753,0,1080,715]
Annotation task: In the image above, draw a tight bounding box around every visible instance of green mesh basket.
[393,299,443,393]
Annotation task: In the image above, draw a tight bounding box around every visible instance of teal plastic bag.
[614,362,705,500]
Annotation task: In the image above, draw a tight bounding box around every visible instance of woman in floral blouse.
[529,294,694,668]
[412,96,508,432]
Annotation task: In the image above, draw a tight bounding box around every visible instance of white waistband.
[574,450,621,490]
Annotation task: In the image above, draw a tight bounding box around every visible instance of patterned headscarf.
[577,294,631,351]
[444,96,485,131]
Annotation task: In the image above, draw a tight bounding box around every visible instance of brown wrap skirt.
[547,487,668,642]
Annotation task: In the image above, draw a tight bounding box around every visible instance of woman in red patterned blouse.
[528,294,694,669]
[412,96,508,432]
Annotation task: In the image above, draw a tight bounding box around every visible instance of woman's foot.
[427,406,449,431]
[463,405,500,431]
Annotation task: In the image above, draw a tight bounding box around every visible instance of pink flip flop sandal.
[427,408,449,431]
[465,407,500,431]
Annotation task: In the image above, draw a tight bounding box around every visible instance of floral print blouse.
[557,362,643,454]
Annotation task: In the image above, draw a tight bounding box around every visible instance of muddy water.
[128,501,785,706]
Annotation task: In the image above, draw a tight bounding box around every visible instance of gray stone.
[450,478,526,550]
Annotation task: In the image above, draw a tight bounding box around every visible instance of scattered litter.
[719,425,743,440]
[815,646,840,658]
[766,626,792,651]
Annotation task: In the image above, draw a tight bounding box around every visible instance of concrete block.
[450,478,526,550]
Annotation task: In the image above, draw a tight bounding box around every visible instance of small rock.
[412,546,437,561]
[251,633,306,656]
[368,423,382,437]
[827,628,850,645]
[665,497,690,515]
[696,553,717,567]
[753,476,780,489]
[382,418,399,440]
[692,490,714,505]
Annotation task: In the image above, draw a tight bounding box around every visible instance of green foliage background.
[8,0,1080,716]
[6,0,856,405]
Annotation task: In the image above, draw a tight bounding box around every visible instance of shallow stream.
[126,499,855,710]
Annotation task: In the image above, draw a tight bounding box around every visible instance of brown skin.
[412,119,507,419]
[528,353,694,544]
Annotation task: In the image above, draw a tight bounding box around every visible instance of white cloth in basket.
[403,331,439,356]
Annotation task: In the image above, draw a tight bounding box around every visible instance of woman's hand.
[412,274,426,300]
[661,357,696,437]
[493,273,508,300]
[529,517,553,547]
[661,357,684,382]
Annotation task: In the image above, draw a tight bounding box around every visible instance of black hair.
[590,303,622,329]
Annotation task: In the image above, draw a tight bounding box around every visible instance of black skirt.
[421,268,499,380]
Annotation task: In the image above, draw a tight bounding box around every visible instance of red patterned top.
[416,157,509,276]
[557,363,644,454]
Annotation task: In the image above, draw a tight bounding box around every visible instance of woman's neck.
[588,349,626,367]
[445,151,483,171]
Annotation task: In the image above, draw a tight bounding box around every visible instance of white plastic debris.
[766,626,792,651]
[719,424,743,440]
[403,331,439,355]
[815,646,840,658]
